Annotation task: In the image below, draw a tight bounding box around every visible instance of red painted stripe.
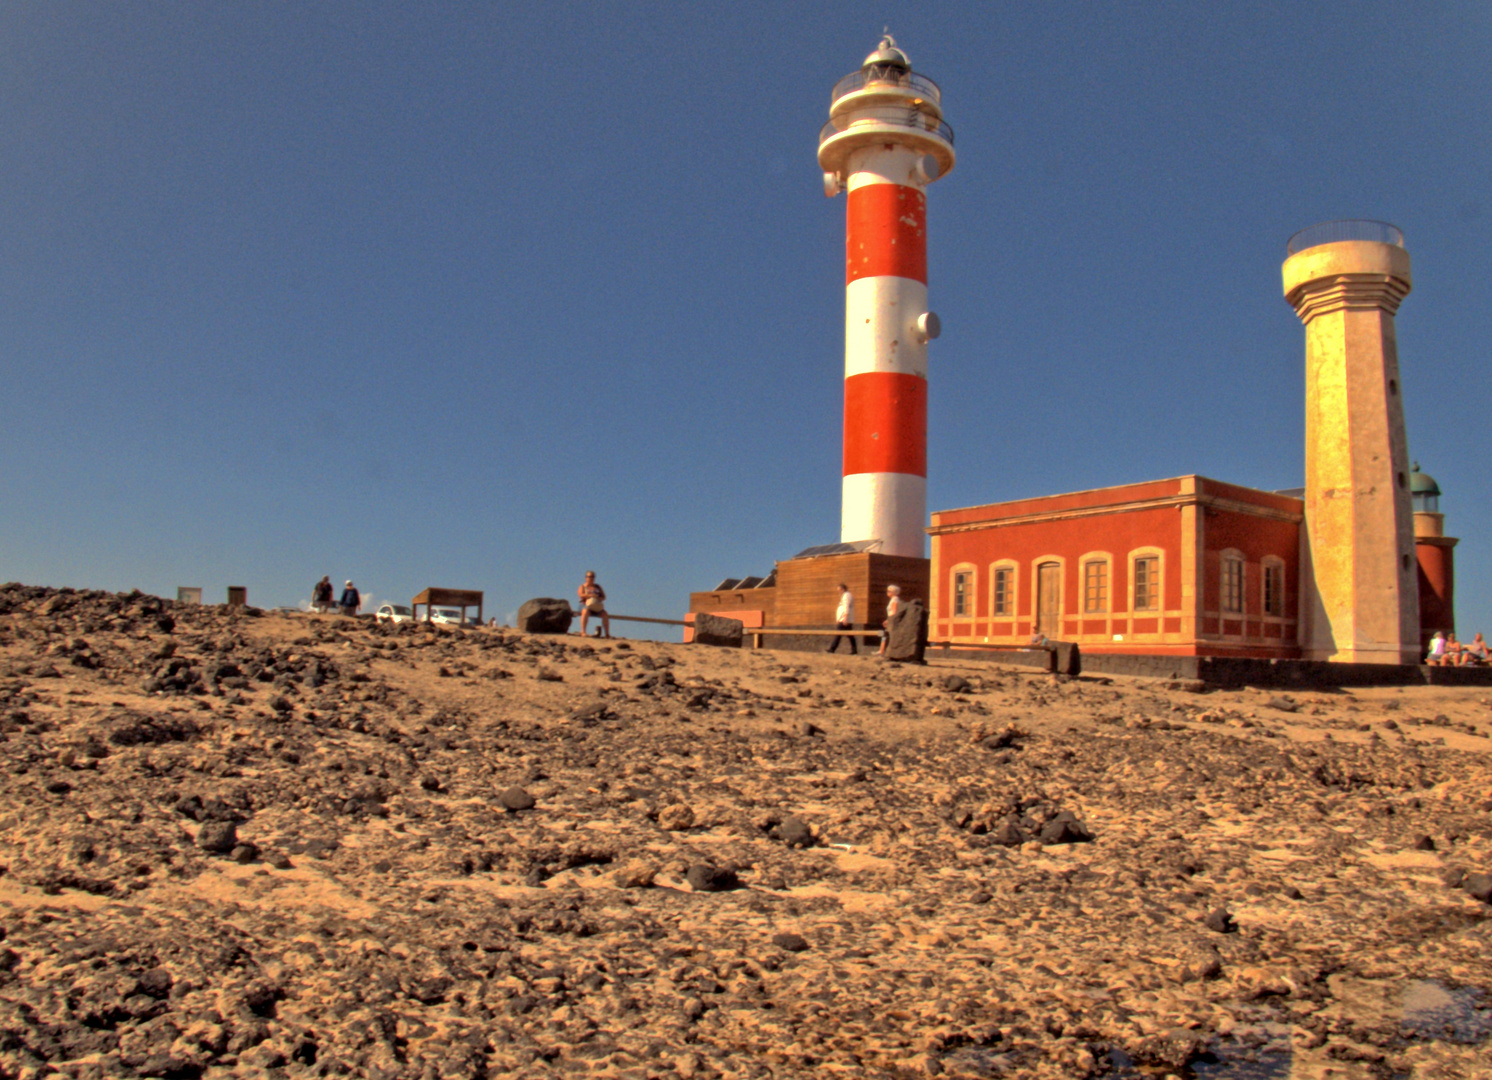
[846,183,927,285]
[843,371,927,476]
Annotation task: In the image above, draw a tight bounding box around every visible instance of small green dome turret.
[1410,462,1441,513]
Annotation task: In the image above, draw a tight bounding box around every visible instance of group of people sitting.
[1426,630,1490,666]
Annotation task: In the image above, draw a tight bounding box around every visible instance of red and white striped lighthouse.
[819,35,955,558]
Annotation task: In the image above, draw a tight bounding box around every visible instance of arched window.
[949,564,976,618]
[1261,556,1286,617]
[990,560,1018,617]
[1221,550,1245,614]
[1079,553,1111,614]
[1129,548,1164,612]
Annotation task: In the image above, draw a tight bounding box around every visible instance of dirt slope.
[0,584,1489,1079]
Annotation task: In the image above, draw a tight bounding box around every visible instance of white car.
[430,607,478,626]
[376,604,414,624]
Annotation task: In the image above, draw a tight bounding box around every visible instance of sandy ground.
[0,583,1488,1079]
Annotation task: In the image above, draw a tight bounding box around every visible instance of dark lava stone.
[196,821,238,854]
[1039,815,1093,845]
[231,843,260,864]
[686,863,739,892]
[137,968,173,998]
[200,797,240,822]
[1464,872,1492,904]
[1203,907,1238,934]
[267,853,293,870]
[943,675,973,693]
[774,816,814,848]
[241,982,282,1017]
[499,786,536,812]
[771,932,809,952]
[1413,834,1437,851]
[303,839,339,860]
[1441,867,1467,889]
[991,819,1026,847]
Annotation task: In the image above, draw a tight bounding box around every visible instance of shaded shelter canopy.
[411,588,483,624]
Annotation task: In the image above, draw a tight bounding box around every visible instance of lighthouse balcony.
[831,69,942,109]
[818,109,955,177]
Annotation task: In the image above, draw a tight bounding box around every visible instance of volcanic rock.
[499,786,536,812]
[772,816,814,848]
[195,821,238,854]
[517,598,573,634]
[1038,810,1093,845]
[883,599,928,662]
[1203,907,1238,934]
[657,803,696,831]
[692,611,745,648]
[685,863,738,892]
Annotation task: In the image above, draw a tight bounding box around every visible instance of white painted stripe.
[845,276,929,379]
[841,472,927,560]
[846,145,926,192]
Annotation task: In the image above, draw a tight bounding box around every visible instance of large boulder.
[693,612,744,648]
[884,600,929,663]
[517,598,573,634]
[1053,640,1082,676]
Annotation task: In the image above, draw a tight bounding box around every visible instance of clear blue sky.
[3,3,1489,639]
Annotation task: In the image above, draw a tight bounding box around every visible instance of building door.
[1037,562,1062,636]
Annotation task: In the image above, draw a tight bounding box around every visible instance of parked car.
[430,607,479,626]
[376,604,414,624]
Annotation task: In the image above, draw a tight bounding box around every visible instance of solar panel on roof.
[736,576,762,589]
[714,578,741,590]
[791,539,882,559]
[756,570,777,588]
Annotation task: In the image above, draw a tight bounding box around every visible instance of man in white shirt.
[827,583,857,655]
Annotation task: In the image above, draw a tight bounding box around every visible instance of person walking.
[877,584,902,657]
[311,576,334,613]
[577,571,610,639]
[339,580,361,618]
[826,583,857,655]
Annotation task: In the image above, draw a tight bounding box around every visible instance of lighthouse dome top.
[862,34,910,71]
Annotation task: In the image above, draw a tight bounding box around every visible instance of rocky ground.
[0,583,1489,1080]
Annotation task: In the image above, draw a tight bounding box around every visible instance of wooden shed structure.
[411,588,483,625]
[687,543,929,646]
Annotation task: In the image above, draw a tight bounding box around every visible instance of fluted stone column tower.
[1283,221,1419,664]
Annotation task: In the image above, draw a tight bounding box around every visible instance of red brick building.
[927,476,1304,657]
